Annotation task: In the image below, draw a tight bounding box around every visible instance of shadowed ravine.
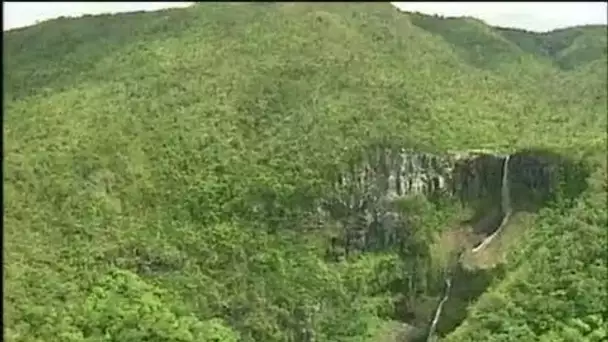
[471,154,511,253]
[426,155,511,342]
[322,145,589,342]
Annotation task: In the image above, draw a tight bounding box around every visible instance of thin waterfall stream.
[325,148,587,342]
[424,155,512,342]
[472,155,511,253]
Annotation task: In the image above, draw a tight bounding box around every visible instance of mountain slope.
[3,3,607,342]
[496,24,608,70]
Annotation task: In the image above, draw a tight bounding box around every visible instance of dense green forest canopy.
[4,3,607,342]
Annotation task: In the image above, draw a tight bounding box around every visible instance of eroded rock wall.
[322,145,586,259]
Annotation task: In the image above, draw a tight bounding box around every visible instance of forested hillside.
[4,3,607,342]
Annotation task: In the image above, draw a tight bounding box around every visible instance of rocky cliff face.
[322,145,588,258]
[318,145,589,341]
[329,148,508,208]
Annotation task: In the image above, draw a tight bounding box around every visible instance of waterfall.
[424,155,512,341]
[472,155,511,253]
[425,278,452,342]
[500,154,512,215]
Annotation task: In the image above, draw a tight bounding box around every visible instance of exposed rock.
[322,145,587,260]
[320,145,589,340]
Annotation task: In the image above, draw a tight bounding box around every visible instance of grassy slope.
[4,3,607,342]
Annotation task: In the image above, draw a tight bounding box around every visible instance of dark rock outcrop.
[320,144,589,341]
[322,145,588,259]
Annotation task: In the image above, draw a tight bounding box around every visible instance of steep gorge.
[320,145,589,341]
[471,154,511,253]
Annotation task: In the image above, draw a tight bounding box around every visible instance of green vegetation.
[4,3,606,341]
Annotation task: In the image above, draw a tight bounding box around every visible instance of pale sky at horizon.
[3,2,607,32]
[393,2,607,32]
